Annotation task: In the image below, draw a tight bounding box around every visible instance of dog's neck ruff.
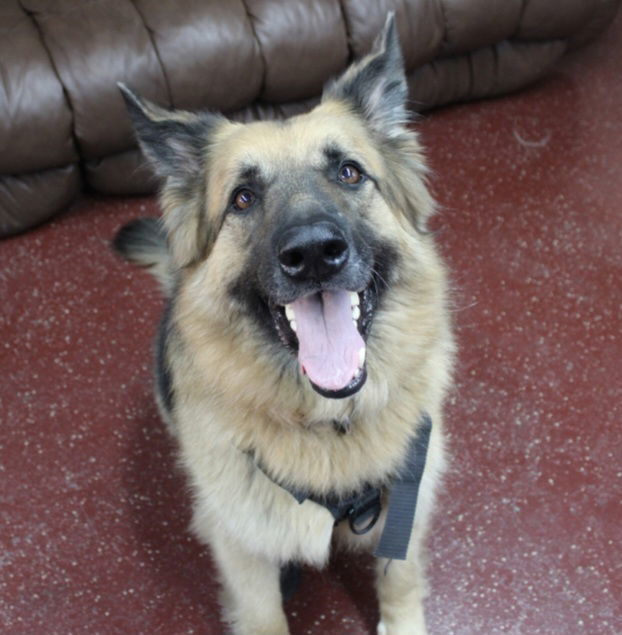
[256,413,432,561]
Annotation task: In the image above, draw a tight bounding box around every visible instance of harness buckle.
[347,489,382,535]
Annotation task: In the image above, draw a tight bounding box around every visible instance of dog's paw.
[376,619,428,635]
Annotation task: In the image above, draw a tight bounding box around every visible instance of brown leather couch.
[1,0,619,237]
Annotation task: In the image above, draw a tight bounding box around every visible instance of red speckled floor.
[2,16,622,635]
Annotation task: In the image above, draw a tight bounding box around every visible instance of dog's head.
[119,15,435,400]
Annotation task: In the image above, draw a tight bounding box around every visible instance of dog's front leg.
[374,534,429,635]
[208,529,290,635]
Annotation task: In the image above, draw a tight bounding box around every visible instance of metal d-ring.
[347,490,382,535]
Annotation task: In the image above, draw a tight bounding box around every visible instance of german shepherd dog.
[114,15,454,635]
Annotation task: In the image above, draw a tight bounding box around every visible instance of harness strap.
[374,413,432,560]
[255,413,432,561]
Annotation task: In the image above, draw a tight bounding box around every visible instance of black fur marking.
[155,300,175,415]
[323,145,346,170]
[279,563,302,602]
[332,417,351,434]
[229,276,284,347]
[237,165,261,185]
[365,233,400,303]
[112,217,166,265]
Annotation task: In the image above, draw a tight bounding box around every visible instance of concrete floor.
[1,12,621,635]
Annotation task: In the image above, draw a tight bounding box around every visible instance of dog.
[113,15,454,635]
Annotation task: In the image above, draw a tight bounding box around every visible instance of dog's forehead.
[213,101,376,178]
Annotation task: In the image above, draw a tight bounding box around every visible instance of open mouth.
[271,283,376,399]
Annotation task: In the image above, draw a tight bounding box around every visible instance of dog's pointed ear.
[323,13,408,137]
[118,84,224,267]
[118,83,220,181]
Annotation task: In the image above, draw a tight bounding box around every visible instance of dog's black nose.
[278,222,349,281]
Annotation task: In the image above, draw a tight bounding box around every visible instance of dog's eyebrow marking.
[237,165,261,184]
[323,144,368,173]
[234,163,276,193]
[323,145,345,166]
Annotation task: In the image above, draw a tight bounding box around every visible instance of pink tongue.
[291,290,364,392]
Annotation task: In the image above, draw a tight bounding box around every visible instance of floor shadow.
[330,551,379,631]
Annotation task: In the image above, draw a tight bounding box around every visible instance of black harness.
[257,413,432,561]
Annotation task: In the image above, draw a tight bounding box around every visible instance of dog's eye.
[232,189,256,212]
[338,163,364,185]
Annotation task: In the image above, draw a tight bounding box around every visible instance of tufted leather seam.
[491,40,500,94]
[335,0,355,65]
[240,0,268,103]
[0,175,24,224]
[128,0,173,108]
[16,1,81,175]
[435,0,451,50]
[514,0,530,40]
[466,49,475,100]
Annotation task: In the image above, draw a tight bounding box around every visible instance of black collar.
[255,413,432,561]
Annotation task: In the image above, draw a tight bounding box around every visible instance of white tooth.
[290,320,297,332]
[285,304,295,322]
[350,292,360,307]
[352,305,360,321]
[358,347,366,367]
